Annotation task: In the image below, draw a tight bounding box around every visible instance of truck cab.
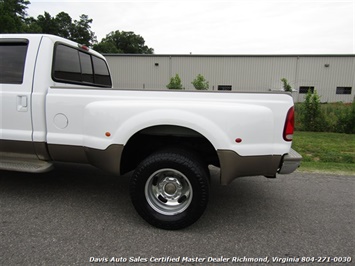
[1,34,112,172]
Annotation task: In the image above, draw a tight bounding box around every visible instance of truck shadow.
[0,163,278,231]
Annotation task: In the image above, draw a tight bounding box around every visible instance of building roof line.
[104,53,355,58]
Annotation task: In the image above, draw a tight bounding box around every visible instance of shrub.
[166,74,184,90]
[281,78,292,92]
[192,74,209,90]
[336,98,355,133]
[301,89,326,132]
[295,98,354,134]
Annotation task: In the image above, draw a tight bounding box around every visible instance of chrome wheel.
[130,149,209,229]
[145,168,193,216]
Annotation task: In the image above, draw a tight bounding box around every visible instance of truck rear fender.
[111,109,229,150]
[82,108,228,176]
[81,101,279,178]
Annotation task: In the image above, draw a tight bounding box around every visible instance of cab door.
[0,36,41,154]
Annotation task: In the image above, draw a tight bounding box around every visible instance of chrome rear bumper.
[278,148,302,174]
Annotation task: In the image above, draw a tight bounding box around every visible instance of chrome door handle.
[17,95,28,112]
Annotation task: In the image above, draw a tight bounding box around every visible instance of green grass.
[292,131,355,175]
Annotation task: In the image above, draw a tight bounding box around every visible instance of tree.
[35,11,58,35]
[93,30,154,54]
[192,74,209,90]
[23,16,41,33]
[26,11,96,46]
[167,74,184,90]
[0,1,152,51]
[0,0,30,33]
[281,78,292,92]
[70,14,97,46]
[92,41,121,53]
[55,12,72,39]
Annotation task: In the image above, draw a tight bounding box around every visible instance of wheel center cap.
[164,183,177,194]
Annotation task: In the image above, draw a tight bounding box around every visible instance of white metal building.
[105,54,355,103]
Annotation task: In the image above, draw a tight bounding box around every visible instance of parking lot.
[0,164,354,265]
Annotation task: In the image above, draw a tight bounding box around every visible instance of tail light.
[283,106,294,141]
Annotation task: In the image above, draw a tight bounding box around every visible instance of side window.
[0,42,28,84]
[79,51,94,83]
[53,44,81,82]
[92,56,112,87]
[53,44,111,87]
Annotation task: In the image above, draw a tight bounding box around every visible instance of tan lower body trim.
[217,150,281,185]
[48,144,124,175]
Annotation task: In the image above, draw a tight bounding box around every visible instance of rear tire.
[130,149,209,230]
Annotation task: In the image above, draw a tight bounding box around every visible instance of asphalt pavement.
[0,163,354,265]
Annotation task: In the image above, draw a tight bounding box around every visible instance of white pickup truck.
[0,34,301,229]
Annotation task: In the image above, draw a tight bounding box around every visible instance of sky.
[27,0,354,54]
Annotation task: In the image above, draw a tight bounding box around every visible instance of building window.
[336,87,352,95]
[218,85,232,91]
[299,86,315,94]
